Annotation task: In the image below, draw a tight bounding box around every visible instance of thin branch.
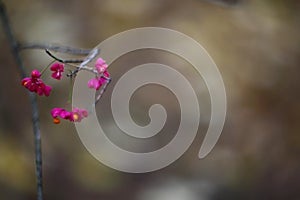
[19,42,92,55]
[44,47,109,105]
[68,48,100,77]
[95,78,112,105]
[66,63,99,75]
[45,47,100,77]
[0,2,43,200]
[45,49,84,63]
[45,50,99,75]
[0,2,26,78]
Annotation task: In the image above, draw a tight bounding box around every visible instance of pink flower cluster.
[22,70,52,96]
[21,63,64,96]
[88,58,110,90]
[21,57,110,124]
[51,107,88,124]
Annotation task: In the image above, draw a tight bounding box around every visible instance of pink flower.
[88,71,110,90]
[31,70,41,78]
[51,107,88,123]
[50,63,64,80]
[52,108,72,120]
[51,108,68,118]
[88,78,101,90]
[22,70,52,96]
[51,108,71,124]
[95,58,108,73]
[71,108,88,122]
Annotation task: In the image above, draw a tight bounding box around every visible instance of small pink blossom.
[51,108,72,120]
[22,70,52,96]
[51,107,88,123]
[51,108,68,118]
[88,71,110,90]
[31,70,41,78]
[95,58,108,73]
[88,78,102,90]
[71,108,88,122]
[50,63,64,80]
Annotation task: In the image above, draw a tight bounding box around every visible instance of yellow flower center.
[73,113,79,121]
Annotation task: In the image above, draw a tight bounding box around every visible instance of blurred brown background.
[1,0,300,199]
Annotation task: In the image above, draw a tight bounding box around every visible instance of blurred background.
[1,0,300,199]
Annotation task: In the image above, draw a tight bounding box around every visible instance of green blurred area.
[0,0,300,199]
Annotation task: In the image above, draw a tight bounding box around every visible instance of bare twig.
[45,50,99,75]
[95,78,112,105]
[68,48,100,77]
[45,47,100,77]
[45,49,84,63]
[0,1,43,200]
[19,42,91,55]
[66,63,99,75]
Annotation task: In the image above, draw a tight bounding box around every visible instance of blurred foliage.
[0,0,300,199]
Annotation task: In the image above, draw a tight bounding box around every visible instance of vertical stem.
[0,2,43,200]
[30,93,43,200]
